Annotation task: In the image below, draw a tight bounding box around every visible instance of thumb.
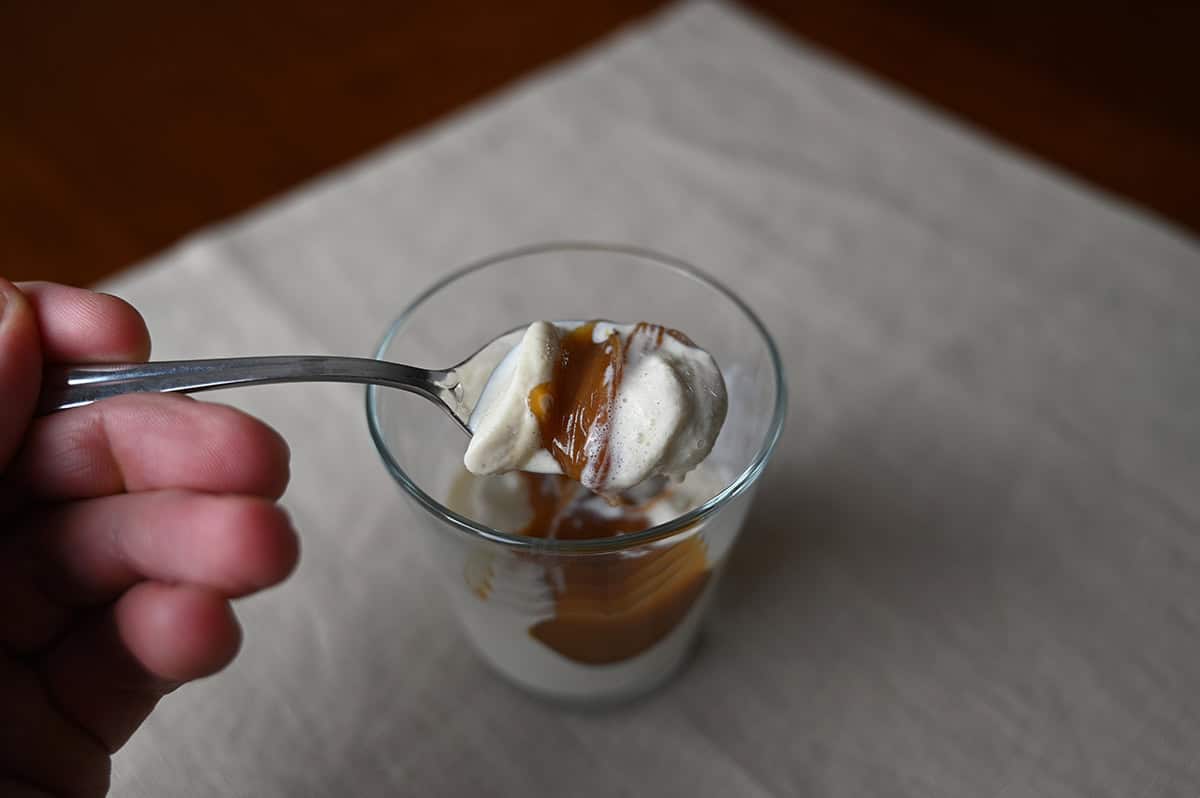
[0,278,42,470]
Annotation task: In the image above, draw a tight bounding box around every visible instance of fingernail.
[0,280,12,324]
[0,279,30,333]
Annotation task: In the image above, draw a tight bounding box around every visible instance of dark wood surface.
[3,1,1197,286]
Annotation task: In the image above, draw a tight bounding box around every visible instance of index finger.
[18,281,151,363]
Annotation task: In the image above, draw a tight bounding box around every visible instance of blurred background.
[3,0,1197,287]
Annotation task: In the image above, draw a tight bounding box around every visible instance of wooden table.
[3,1,1197,286]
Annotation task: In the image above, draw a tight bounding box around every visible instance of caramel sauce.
[528,322,624,487]
[519,322,712,664]
[528,321,686,492]
[461,321,715,665]
[515,471,710,665]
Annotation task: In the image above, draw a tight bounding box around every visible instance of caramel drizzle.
[510,321,713,664]
[527,322,621,488]
[515,472,710,665]
[527,321,683,491]
[516,472,647,541]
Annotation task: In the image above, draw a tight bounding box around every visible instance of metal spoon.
[36,328,526,433]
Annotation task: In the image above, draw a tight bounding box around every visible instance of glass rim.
[365,241,787,553]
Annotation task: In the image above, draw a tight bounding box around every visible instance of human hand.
[0,279,298,797]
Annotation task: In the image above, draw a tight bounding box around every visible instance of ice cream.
[463,320,728,493]
[444,463,735,700]
[449,319,733,700]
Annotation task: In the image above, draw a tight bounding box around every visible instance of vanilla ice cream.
[443,462,740,701]
[463,320,727,493]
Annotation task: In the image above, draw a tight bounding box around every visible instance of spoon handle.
[38,356,448,415]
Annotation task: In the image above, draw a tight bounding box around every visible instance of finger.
[39,583,241,753]
[0,490,296,653]
[0,539,69,653]
[6,393,291,503]
[0,278,42,470]
[0,655,110,797]
[23,490,299,612]
[16,281,150,363]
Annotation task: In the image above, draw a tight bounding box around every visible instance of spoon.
[36,328,527,434]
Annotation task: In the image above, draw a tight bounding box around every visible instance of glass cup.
[367,243,786,704]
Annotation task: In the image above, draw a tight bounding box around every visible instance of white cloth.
[107,3,1200,795]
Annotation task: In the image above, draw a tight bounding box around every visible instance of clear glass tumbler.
[367,243,786,704]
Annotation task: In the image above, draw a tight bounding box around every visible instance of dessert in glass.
[367,243,785,704]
